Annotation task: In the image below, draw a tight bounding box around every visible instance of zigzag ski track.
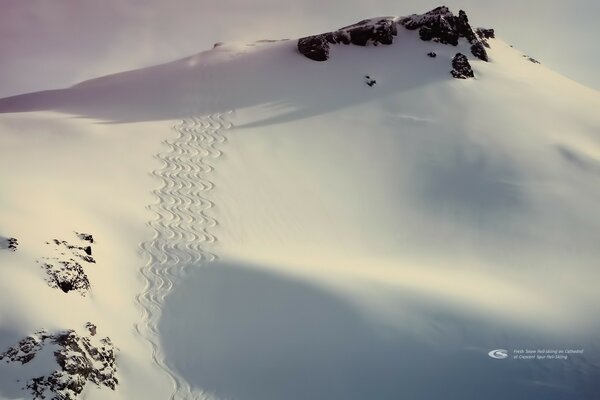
[136,111,234,400]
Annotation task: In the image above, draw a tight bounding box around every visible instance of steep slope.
[1,6,600,400]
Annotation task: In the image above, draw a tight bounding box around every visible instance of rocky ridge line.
[297,6,493,79]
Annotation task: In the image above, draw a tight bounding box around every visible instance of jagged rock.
[455,10,477,43]
[365,75,377,87]
[427,51,437,58]
[399,7,490,61]
[52,238,96,263]
[476,27,495,39]
[86,322,97,337]
[42,259,91,294]
[298,35,330,61]
[0,331,52,365]
[1,325,118,400]
[451,53,474,79]
[342,18,398,46]
[39,233,97,295]
[297,7,493,63]
[471,42,488,61]
[298,17,398,61]
[0,236,18,251]
[75,232,94,243]
[523,55,540,64]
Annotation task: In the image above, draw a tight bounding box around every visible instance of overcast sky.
[1,0,599,97]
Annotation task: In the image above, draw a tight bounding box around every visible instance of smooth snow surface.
[1,25,600,400]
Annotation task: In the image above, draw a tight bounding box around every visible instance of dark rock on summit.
[399,6,491,61]
[342,18,398,46]
[476,28,495,39]
[427,51,437,58]
[76,232,94,243]
[298,17,398,61]
[451,53,474,79]
[297,7,494,63]
[298,35,329,61]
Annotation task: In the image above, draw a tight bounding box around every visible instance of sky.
[1,0,599,97]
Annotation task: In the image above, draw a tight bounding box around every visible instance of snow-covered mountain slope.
[1,6,600,400]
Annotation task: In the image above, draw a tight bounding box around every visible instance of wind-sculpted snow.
[136,112,233,400]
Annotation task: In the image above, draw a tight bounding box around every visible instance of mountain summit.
[1,6,600,400]
[298,6,493,66]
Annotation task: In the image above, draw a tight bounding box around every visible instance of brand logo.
[488,349,508,359]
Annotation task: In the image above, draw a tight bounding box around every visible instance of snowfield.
[1,8,600,400]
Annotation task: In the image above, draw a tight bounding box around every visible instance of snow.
[1,15,600,400]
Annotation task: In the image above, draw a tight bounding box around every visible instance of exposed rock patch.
[42,259,91,294]
[451,53,474,79]
[298,17,399,62]
[0,236,18,251]
[523,55,540,64]
[75,232,94,244]
[38,232,96,295]
[1,324,118,400]
[296,6,493,81]
[297,35,330,61]
[0,331,52,365]
[399,7,491,61]
[427,51,437,58]
[476,27,495,39]
[365,75,377,87]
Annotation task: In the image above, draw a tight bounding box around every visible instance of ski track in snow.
[136,112,233,400]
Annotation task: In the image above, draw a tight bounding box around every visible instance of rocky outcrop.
[297,7,493,67]
[42,259,91,294]
[399,6,491,61]
[523,55,540,64]
[476,28,495,39]
[298,17,398,61]
[1,324,118,400]
[39,233,97,295]
[470,42,488,62]
[451,53,474,79]
[75,232,94,244]
[298,35,330,61]
[0,236,18,251]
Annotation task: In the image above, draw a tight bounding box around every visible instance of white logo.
[488,349,508,359]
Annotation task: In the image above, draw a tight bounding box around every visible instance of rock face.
[451,53,474,79]
[298,17,398,62]
[39,233,97,295]
[297,7,494,64]
[297,35,330,61]
[75,232,94,244]
[1,324,118,400]
[476,27,495,39]
[399,6,490,61]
